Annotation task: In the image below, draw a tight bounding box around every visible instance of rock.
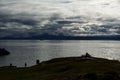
[0,48,10,56]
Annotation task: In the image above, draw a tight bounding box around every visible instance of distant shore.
[0,35,120,40]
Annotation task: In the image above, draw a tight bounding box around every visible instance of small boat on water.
[0,48,10,56]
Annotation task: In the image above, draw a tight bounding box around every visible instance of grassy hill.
[0,55,120,80]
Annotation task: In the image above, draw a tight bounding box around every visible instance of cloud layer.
[0,0,120,38]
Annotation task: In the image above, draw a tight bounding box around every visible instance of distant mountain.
[0,34,120,40]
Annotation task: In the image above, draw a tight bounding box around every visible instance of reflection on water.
[0,40,120,67]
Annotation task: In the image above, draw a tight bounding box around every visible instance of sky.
[0,0,120,38]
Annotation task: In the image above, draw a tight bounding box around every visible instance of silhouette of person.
[10,63,12,67]
[25,62,27,67]
[36,59,40,65]
[85,52,91,57]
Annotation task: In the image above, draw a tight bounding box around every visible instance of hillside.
[0,55,120,80]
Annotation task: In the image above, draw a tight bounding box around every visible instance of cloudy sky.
[0,0,120,38]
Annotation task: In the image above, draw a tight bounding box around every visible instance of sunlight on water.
[0,40,120,67]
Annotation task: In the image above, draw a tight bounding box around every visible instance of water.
[0,40,120,67]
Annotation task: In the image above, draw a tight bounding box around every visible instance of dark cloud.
[0,12,39,26]
[0,0,120,38]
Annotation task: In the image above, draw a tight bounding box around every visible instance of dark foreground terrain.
[0,55,120,80]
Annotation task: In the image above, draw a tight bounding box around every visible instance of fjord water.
[0,40,120,67]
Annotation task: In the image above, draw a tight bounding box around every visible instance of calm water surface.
[0,40,120,67]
